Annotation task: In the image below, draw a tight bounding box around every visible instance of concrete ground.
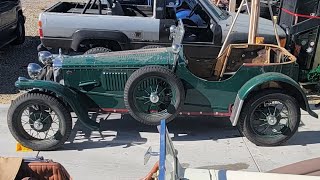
[0,104,320,180]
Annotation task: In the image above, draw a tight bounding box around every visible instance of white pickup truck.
[38,0,286,59]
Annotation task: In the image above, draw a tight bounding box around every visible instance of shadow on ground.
[286,130,320,146]
[0,36,39,94]
[61,114,239,151]
[61,112,320,151]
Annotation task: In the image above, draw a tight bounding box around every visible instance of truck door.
[0,0,18,40]
[181,3,223,61]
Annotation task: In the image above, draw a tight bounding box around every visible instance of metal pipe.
[218,0,246,57]
[268,0,281,46]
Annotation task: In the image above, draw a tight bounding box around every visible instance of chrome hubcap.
[33,120,44,130]
[150,92,159,104]
[267,115,277,125]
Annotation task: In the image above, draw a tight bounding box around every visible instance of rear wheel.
[124,66,185,126]
[84,47,112,54]
[7,93,72,150]
[238,90,300,146]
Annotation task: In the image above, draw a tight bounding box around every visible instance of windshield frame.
[198,0,229,21]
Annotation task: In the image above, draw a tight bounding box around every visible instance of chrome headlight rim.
[27,63,42,80]
[38,51,53,65]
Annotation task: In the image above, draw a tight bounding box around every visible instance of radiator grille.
[102,72,128,91]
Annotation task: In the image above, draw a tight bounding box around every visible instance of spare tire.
[124,66,185,126]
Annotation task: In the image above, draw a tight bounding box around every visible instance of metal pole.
[218,0,246,57]
[248,0,260,44]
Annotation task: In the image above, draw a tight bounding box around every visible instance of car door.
[0,0,18,41]
[0,1,6,43]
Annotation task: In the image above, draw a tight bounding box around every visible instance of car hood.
[62,48,174,68]
[220,13,286,43]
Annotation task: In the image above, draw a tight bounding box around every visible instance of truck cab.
[0,0,25,49]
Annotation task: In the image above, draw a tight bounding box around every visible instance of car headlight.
[27,63,42,79]
[38,51,53,65]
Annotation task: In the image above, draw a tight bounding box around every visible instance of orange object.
[16,143,33,152]
[255,37,265,44]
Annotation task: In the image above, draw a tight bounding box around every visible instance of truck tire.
[140,45,164,49]
[238,89,300,146]
[12,14,25,45]
[124,66,185,126]
[84,47,112,54]
[7,93,72,150]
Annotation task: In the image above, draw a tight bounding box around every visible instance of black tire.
[12,14,25,45]
[124,66,185,126]
[84,47,112,54]
[238,89,300,146]
[7,93,72,150]
[140,45,164,49]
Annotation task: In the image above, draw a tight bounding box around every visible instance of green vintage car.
[7,21,318,150]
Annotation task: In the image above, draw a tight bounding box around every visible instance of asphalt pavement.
[1,104,320,179]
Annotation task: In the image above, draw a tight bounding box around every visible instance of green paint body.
[15,46,317,129]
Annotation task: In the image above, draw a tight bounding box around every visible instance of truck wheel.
[84,47,111,54]
[140,45,163,49]
[124,66,185,126]
[12,14,25,45]
[238,90,300,146]
[7,93,72,150]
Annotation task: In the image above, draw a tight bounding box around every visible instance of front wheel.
[238,90,300,146]
[7,93,72,150]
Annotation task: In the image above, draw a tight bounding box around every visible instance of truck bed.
[45,1,154,17]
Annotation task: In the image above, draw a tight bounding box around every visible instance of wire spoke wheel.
[250,100,290,137]
[7,93,72,150]
[133,76,175,117]
[124,66,185,126]
[239,90,300,146]
[19,104,61,141]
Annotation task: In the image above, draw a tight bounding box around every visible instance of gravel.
[0,0,81,103]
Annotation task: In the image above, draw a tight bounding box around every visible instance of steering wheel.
[188,4,199,18]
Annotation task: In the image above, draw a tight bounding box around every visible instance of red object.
[38,21,43,38]
[38,29,43,38]
[281,8,320,19]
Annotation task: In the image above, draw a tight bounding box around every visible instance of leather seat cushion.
[15,161,71,180]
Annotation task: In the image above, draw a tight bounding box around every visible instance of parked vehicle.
[7,21,316,150]
[142,120,320,180]
[0,0,25,49]
[37,0,286,60]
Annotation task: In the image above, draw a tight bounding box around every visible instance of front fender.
[230,73,318,126]
[15,78,99,130]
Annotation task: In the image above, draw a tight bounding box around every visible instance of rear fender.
[15,78,99,130]
[230,73,318,126]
